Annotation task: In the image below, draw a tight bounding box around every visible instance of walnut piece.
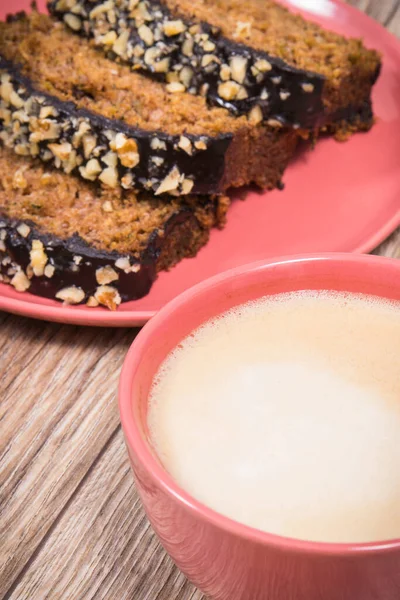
[16,223,31,238]
[96,265,119,285]
[155,166,181,195]
[248,105,263,125]
[163,20,186,36]
[114,133,140,168]
[230,56,248,84]
[178,136,192,155]
[11,270,30,292]
[99,166,118,188]
[94,285,122,310]
[56,286,85,304]
[63,13,82,31]
[30,239,48,277]
[218,80,241,101]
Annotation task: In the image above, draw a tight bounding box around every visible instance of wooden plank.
[6,430,204,600]
[373,228,400,259]
[0,321,137,596]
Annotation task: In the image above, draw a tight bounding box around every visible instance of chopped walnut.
[194,139,207,151]
[230,56,248,84]
[14,145,30,157]
[133,44,145,57]
[96,265,119,285]
[155,166,181,195]
[29,117,61,142]
[102,30,118,46]
[138,24,154,46]
[143,46,169,72]
[201,54,220,68]
[248,105,263,125]
[182,37,194,57]
[63,13,82,31]
[115,256,140,273]
[151,137,167,151]
[113,30,130,57]
[48,142,73,161]
[267,118,283,128]
[218,80,241,101]
[220,64,231,82]
[114,133,140,168]
[89,0,114,19]
[121,173,134,189]
[16,223,31,238]
[153,56,170,73]
[0,107,11,126]
[30,239,48,277]
[179,66,193,87]
[55,0,77,10]
[9,90,24,109]
[166,82,185,93]
[81,134,97,159]
[178,136,192,155]
[87,296,100,308]
[81,158,102,181]
[236,86,248,100]
[94,285,121,310]
[0,73,13,103]
[99,166,118,188]
[203,40,216,52]
[302,82,315,93]
[254,59,273,73]
[163,19,186,36]
[102,151,118,168]
[56,285,85,304]
[181,178,194,194]
[39,106,59,120]
[44,264,55,278]
[11,270,31,292]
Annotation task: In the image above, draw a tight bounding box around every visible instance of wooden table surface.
[1,2,400,599]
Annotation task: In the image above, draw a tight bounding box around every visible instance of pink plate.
[0,0,399,327]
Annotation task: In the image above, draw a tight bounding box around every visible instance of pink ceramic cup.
[119,253,400,600]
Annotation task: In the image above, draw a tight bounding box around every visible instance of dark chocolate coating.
[0,207,198,305]
[0,56,232,196]
[48,0,325,129]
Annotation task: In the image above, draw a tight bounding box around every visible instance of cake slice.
[0,11,298,196]
[49,0,381,134]
[0,147,229,308]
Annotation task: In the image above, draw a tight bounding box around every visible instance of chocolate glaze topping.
[48,0,325,129]
[0,56,233,196]
[0,208,201,308]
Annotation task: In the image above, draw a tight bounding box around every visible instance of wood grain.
[1,3,400,599]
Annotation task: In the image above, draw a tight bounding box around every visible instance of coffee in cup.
[148,290,400,543]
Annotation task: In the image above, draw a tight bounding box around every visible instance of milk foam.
[148,292,400,543]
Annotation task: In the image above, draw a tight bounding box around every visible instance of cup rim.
[119,252,400,557]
